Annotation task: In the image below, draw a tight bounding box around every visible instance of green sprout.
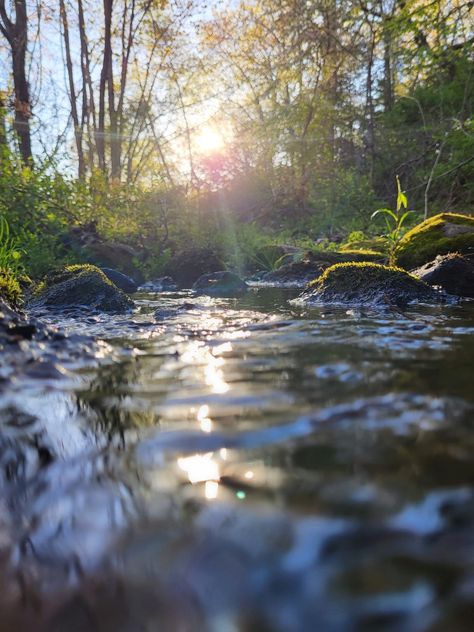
[371,176,415,266]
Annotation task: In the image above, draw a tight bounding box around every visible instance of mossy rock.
[0,268,22,308]
[299,262,448,307]
[396,213,474,269]
[193,271,248,297]
[29,264,134,313]
[258,249,385,288]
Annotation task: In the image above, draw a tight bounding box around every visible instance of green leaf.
[371,208,397,222]
[398,210,415,227]
[396,175,408,211]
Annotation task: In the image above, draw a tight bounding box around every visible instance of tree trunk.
[78,0,98,171]
[0,0,33,164]
[59,0,85,178]
[98,0,113,172]
[0,91,7,151]
[382,19,394,112]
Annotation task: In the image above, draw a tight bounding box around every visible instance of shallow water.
[1,288,474,631]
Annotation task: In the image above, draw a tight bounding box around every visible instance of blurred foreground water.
[1,288,474,631]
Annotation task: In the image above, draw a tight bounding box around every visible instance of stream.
[1,287,474,631]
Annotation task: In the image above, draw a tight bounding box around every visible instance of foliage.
[0,0,472,281]
[371,177,415,265]
[0,215,24,274]
[0,267,22,307]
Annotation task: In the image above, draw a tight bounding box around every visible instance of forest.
[1,3,474,630]
[0,0,473,282]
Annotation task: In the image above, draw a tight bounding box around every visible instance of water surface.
[2,288,474,631]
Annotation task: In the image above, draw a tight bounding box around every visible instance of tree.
[0,0,33,163]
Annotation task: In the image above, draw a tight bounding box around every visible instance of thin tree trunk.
[0,0,33,164]
[0,92,7,151]
[382,18,394,112]
[364,29,376,182]
[59,0,85,178]
[78,0,97,171]
[98,0,113,172]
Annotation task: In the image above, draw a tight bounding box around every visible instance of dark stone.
[8,323,36,339]
[100,268,138,293]
[413,253,474,298]
[193,271,248,297]
[298,262,449,307]
[28,265,134,314]
[259,259,328,288]
[154,303,195,320]
[139,276,178,292]
[63,222,145,282]
[164,248,223,287]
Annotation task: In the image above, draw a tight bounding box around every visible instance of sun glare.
[195,126,224,153]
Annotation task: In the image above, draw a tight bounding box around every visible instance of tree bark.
[0,0,33,164]
[59,0,85,178]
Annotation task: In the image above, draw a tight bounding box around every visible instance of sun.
[195,126,224,153]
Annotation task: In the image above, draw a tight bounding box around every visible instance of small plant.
[371,176,414,265]
[0,215,24,274]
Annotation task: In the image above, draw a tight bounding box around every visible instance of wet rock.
[163,247,223,287]
[28,265,134,314]
[413,253,474,298]
[298,262,448,307]
[256,250,385,288]
[100,268,138,294]
[139,276,177,292]
[258,258,328,288]
[193,271,248,297]
[154,303,194,320]
[396,213,474,269]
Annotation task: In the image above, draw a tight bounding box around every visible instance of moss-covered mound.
[193,271,248,297]
[258,249,386,288]
[299,262,447,307]
[29,264,134,313]
[396,213,474,269]
[0,268,22,308]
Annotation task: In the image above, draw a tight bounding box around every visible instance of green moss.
[305,262,443,306]
[30,263,133,313]
[34,264,115,296]
[396,213,474,269]
[0,268,22,308]
[309,262,417,288]
[336,248,385,260]
[340,237,387,252]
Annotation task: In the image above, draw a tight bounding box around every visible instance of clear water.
[2,288,474,631]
